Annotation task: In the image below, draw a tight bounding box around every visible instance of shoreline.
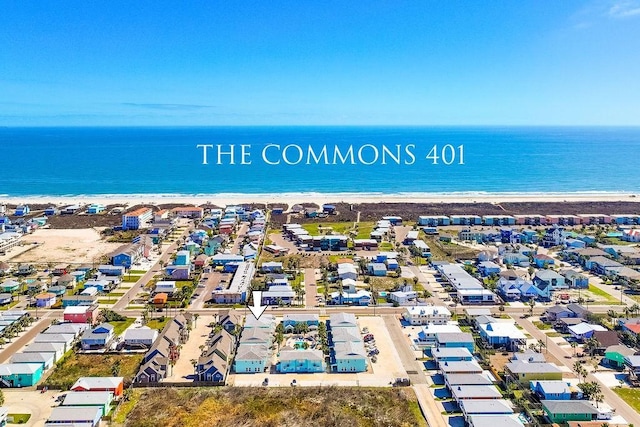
[2,191,640,208]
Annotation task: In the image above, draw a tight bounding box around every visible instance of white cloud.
[608,0,640,18]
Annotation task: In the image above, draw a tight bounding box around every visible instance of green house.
[542,400,599,423]
[0,363,44,387]
[62,391,114,416]
[605,345,636,368]
[0,280,20,293]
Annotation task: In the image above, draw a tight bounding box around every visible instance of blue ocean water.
[1,126,639,196]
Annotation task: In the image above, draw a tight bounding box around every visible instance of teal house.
[542,400,599,423]
[332,341,367,372]
[0,363,44,387]
[277,349,326,373]
[605,345,636,368]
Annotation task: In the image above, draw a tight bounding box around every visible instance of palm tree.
[570,341,578,356]
[632,303,640,317]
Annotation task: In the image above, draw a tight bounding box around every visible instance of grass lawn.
[532,321,552,330]
[176,280,194,289]
[354,221,375,239]
[0,300,20,311]
[8,413,31,423]
[379,242,394,251]
[109,318,136,335]
[545,332,562,337]
[107,292,125,297]
[122,275,142,283]
[328,254,353,263]
[145,317,170,331]
[588,284,618,302]
[129,270,147,274]
[614,387,640,412]
[302,222,354,236]
[97,299,115,305]
[44,353,143,389]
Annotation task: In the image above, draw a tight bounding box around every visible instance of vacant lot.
[44,353,143,389]
[13,228,121,265]
[122,387,425,427]
[614,387,640,412]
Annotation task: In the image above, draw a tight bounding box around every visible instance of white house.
[403,305,452,325]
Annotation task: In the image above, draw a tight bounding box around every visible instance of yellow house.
[505,362,563,386]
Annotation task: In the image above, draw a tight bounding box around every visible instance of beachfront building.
[277,349,326,373]
[0,363,44,387]
[122,207,153,230]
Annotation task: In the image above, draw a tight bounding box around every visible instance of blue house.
[0,363,44,387]
[332,341,367,372]
[533,254,555,268]
[322,204,336,214]
[329,290,371,306]
[435,332,475,353]
[565,238,586,249]
[283,314,320,331]
[80,323,114,350]
[277,349,326,373]
[14,205,30,216]
[87,204,105,214]
[98,265,125,276]
[530,380,580,400]
[44,207,59,216]
[534,270,566,299]
[562,270,589,289]
[367,263,387,276]
[174,250,191,266]
[478,261,501,277]
[83,280,110,292]
[387,259,399,270]
[211,253,244,266]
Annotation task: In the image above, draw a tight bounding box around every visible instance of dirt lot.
[10,228,122,265]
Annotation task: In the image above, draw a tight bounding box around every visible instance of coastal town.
[2,201,640,426]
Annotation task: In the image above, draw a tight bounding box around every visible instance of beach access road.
[304,268,318,307]
[0,315,53,363]
[164,315,214,382]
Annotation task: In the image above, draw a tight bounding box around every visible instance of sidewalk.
[413,383,447,427]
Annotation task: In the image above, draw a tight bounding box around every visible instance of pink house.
[63,305,99,325]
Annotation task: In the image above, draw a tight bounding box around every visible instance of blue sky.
[1,1,639,126]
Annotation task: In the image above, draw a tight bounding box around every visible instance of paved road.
[111,224,193,310]
[515,316,640,426]
[382,314,426,385]
[413,384,448,427]
[304,267,318,307]
[0,315,53,363]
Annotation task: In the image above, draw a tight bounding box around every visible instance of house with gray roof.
[45,406,102,427]
[234,344,270,373]
[451,385,502,402]
[460,399,514,420]
[541,400,601,423]
[467,414,524,427]
[10,352,55,370]
[444,373,494,388]
[123,327,159,349]
[439,360,483,374]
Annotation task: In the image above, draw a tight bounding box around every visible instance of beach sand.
[2,192,639,209]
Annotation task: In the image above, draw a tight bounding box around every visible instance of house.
[14,205,30,216]
[123,327,159,349]
[44,323,88,338]
[110,243,143,268]
[10,352,55,370]
[0,293,12,305]
[504,362,563,385]
[467,415,524,427]
[80,323,115,350]
[625,355,640,375]
[57,273,76,288]
[451,385,502,403]
[278,349,326,373]
[431,347,474,362]
[34,292,57,308]
[533,254,555,268]
[567,322,606,341]
[477,261,501,277]
[283,314,320,331]
[61,391,114,416]
[388,290,418,305]
[591,330,620,355]
[417,324,462,346]
[63,305,99,324]
[478,322,526,350]
[439,360,483,375]
[262,285,296,305]
[33,334,75,352]
[460,400,514,421]
[403,306,451,325]
[367,263,387,276]
[328,312,358,328]
[217,310,242,333]
[542,226,566,247]
[23,342,66,363]
[154,281,177,295]
[45,406,103,427]
[541,400,601,423]
[604,345,636,368]
[534,270,566,299]
[544,305,573,322]
[175,250,191,266]
[0,363,44,387]
[71,376,124,396]
[196,329,234,383]
[97,265,125,277]
[87,203,106,214]
[444,373,493,388]
[0,280,19,293]
[561,269,589,288]
[332,341,367,372]
[530,380,580,400]
[512,349,546,363]
[62,294,97,308]
[234,344,269,373]
[435,332,475,353]
[44,206,59,216]
[337,263,358,281]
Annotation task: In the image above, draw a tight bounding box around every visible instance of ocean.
[1,126,639,197]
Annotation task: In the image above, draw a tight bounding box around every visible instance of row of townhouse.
[134,314,192,383]
[435,262,497,305]
[234,314,276,373]
[419,214,640,228]
[327,313,367,373]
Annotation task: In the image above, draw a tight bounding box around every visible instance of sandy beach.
[2,192,639,209]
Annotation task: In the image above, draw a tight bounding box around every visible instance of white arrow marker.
[248,291,267,320]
